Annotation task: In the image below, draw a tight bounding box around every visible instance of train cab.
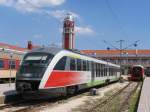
[129,65,145,81]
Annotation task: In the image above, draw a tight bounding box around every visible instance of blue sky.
[0,0,150,50]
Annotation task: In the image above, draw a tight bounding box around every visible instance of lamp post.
[9,52,13,86]
[122,52,129,75]
[134,43,138,65]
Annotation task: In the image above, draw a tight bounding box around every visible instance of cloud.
[0,0,7,4]
[0,0,66,13]
[75,26,95,35]
[0,0,80,22]
[49,10,80,21]
[0,0,96,37]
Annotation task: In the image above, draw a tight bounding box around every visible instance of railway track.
[83,81,141,112]
[0,81,120,112]
[0,99,44,112]
[0,95,67,112]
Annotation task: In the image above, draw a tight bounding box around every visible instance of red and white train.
[16,47,120,94]
[129,65,145,81]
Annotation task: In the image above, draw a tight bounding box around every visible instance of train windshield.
[17,53,54,78]
[132,67,142,77]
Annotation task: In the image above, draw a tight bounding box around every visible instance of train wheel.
[66,86,78,95]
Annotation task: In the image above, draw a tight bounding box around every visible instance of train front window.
[23,54,52,65]
[133,67,142,77]
[18,53,54,78]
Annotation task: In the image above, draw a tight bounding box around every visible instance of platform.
[137,77,150,112]
[0,83,19,104]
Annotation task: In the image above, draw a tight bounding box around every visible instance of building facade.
[0,42,27,80]
[82,49,150,75]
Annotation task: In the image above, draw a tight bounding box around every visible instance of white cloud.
[0,0,7,4]
[0,0,80,22]
[0,0,66,12]
[49,10,80,21]
[75,26,95,35]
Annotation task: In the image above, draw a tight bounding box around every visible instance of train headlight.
[22,73,32,77]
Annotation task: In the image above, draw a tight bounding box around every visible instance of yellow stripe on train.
[67,54,81,59]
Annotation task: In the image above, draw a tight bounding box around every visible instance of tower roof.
[64,13,74,21]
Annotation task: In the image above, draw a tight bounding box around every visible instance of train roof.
[28,47,84,56]
[28,47,62,55]
[27,47,120,67]
[132,65,144,68]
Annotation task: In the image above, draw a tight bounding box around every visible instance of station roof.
[0,42,27,52]
[81,49,150,56]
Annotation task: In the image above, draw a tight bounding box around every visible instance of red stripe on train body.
[45,71,87,88]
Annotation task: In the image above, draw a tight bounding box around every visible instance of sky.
[0,0,150,50]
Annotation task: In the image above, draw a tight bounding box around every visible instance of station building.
[81,49,150,75]
[0,42,27,80]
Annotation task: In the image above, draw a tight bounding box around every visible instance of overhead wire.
[105,0,128,39]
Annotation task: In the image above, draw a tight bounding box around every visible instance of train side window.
[103,64,105,77]
[54,56,67,70]
[100,64,102,77]
[108,67,110,76]
[103,65,105,76]
[94,63,96,76]
[0,60,4,69]
[77,59,81,71]
[112,68,114,76]
[70,58,76,71]
[91,61,95,79]
[96,63,98,77]
[98,63,100,77]
[83,60,86,71]
[104,65,106,76]
[105,65,107,76]
[110,67,112,76]
[109,67,111,76]
[101,64,103,77]
[9,60,16,69]
[95,63,97,77]
[86,61,89,71]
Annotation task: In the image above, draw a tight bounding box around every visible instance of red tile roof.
[81,50,150,55]
[0,42,27,52]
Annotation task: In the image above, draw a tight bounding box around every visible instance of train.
[128,65,145,81]
[15,47,120,95]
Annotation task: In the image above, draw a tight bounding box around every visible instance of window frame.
[9,60,16,69]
